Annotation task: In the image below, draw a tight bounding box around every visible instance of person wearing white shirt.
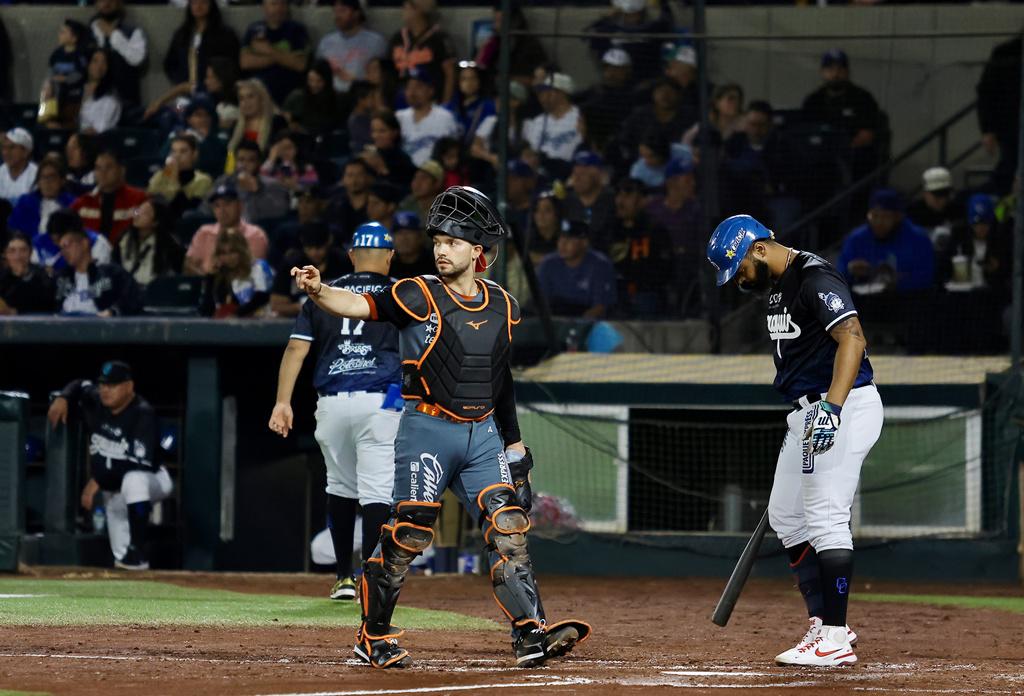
[89,0,147,106]
[395,66,458,167]
[80,49,123,135]
[317,0,387,93]
[522,72,582,172]
[0,128,39,204]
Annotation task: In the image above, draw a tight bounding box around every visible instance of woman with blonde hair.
[201,229,274,318]
[227,79,285,156]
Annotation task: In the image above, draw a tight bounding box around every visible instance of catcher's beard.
[435,254,473,279]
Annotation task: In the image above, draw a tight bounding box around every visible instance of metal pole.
[1012,33,1024,372]
[494,0,512,288]
[694,0,718,352]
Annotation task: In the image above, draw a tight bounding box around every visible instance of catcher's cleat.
[776,625,856,667]
[542,620,591,660]
[354,627,411,669]
[330,576,357,601]
[513,628,547,668]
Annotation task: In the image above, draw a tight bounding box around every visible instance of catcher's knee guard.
[360,500,440,638]
[478,484,542,630]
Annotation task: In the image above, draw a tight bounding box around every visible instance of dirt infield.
[1,569,1023,695]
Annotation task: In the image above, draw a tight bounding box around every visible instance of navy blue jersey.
[290,271,401,394]
[766,252,873,401]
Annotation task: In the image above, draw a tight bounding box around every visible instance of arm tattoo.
[830,316,865,342]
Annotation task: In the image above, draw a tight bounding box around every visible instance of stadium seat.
[10,102,39,129]
[142,275,203,316]
[114,128,163,160]
[125,156,162,187]
[33,128,72,159]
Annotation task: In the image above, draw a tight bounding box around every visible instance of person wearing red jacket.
[71,147,146,245]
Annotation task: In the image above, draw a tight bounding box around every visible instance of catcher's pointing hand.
[291,265,322,296]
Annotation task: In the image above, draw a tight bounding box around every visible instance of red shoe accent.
[814,647,842,658]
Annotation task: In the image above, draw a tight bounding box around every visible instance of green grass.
[0,579,499,630]
[0,691,51,696]
[860,592,1024,614]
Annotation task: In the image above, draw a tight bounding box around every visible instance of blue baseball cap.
[393,210,421,232]
[406,66,434,88]
[967,194,995,225]
[572,150,604,168]
[821,49,849,68]
[351,222,394,249]
[665,157,694,178]
[868,188,904,212]
[507,158,535,178]
[707,214,773,286]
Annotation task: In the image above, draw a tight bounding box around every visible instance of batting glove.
[804,401,842,455]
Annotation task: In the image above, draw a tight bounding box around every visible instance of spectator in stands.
[396,67,458,167]
[147,132,214,217]
[470,81,528,174]
[522,72,582,179]
[607,177,671,317]
[366,181,402,229]
[505,158,537,239]
[720,99,779,222]
[0,129,38,204]
[976,34,1021,195]
[31,208,113,273]
[170,97,228,176]
[906,166,963,240]
[630,130,673,189]
[9,156,77,239]
[65,133,98,196]
[283,60,345,136]
[446,61,496,148]
[389,210,435,279]
[260,130,318,196]
[398,159,443,222]
[527,190,563,266]
[577,49,634,141]
[802,49,882,185]
[586,0,674,80]
[317,0,387,94]
[646,157,701,291]
[619,79,691,165]
[209,140,291,222]
[114,197,185,287]
[43,19,91,130]
[939,194,1010,295]
[838,188,935,294]
[204,57,240,130]
[359,110,417,192]
[270,222,351,317]
[682,82,744,152]
[474,1,546,85]
[79,48,122,135]
[389,0,457,103]
[240,0,311,107]
[200,230,273,319]
[185,183,269,275]
[54,216,141,316]
[72,148,148,245]
[164,0,240,120]
[0,233,53,315]
[433,137,469,188]
[565,151,615,251]
[227,79,287,155]
[537,219,616,319]
[662,44,699,112]
[326,158,373,244]
[89,0,147,109]
[269,184,331,264]
[347,80,377,153]
[366,56,400,111]
[0,17,10,106]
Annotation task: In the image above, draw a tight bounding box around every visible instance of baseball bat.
[711,508,771,627]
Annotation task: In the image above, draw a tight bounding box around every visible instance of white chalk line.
[255,678,595,696]
[0,594,49,598]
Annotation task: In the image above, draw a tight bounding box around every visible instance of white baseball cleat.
[776,624,856,667]
[775,617,858,665]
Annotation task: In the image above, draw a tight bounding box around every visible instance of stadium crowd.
[0,0,1016,349]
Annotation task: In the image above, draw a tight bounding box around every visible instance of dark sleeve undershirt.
[493,363,521,446]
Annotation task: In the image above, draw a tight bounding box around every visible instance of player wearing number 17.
[707,215,883,667]
[292,186,590,669]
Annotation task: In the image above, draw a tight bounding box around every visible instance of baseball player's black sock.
[360,503,390,562]
[787,541,824,619]
[327,495,357,578]
[817,548,853,628]
[127,502,150,552]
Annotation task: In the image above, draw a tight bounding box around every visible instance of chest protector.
[402,276,515,420]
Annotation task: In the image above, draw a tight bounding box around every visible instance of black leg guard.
[357,500,440,668]
[478,484,542,631]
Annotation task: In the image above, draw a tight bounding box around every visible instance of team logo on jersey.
[818,292,846,313]
[133,439,147,460]
[767,307,801,357]
[338,340,373,356]
[466,319,488,330]
[89,433,129,460]
[409,453,444,502]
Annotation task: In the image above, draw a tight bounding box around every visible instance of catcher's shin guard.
[478,484,543,630]
[359,501,440,640]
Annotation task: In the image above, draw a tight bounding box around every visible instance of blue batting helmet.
[707,214,773,286]
[351,222,394,250]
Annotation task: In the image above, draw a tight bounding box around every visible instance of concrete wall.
[1,4,1021,189]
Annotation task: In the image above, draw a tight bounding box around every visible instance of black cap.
[209,182,239,203]
[369,181,403,204]
[97,360,132,384]
[559,219,590,239]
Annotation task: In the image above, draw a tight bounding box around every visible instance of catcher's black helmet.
[425,186,508,251]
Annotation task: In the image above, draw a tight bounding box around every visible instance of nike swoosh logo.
[815,647,842,658]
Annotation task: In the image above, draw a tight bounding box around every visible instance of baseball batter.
[292,186,590,669]
[707,215,883,667]
[269,222,402,601]
[48,361,173,570]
